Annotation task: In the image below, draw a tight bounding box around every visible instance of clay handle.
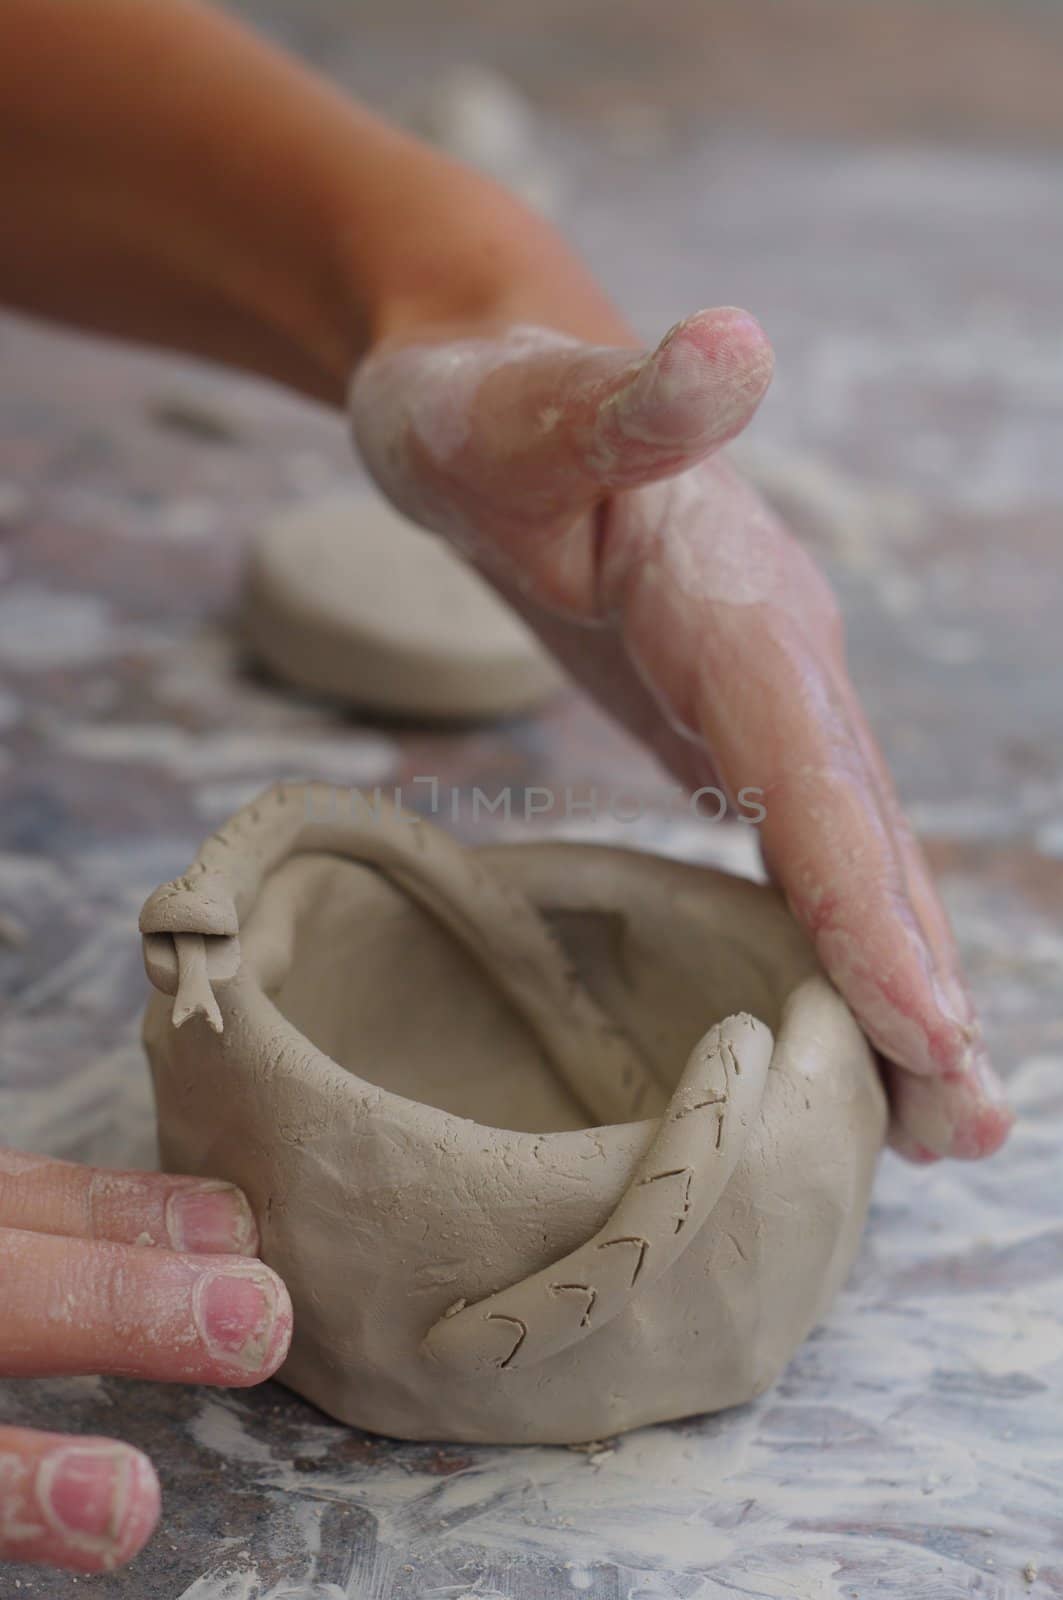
[421,1013,772,1375]
[139,782,666,1126]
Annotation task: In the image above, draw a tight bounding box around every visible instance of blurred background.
[3,0,1060,848]
[1,4,1062,1596]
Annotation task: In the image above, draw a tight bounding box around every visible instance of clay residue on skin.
[350,311,772,617]
[351,325,582,533]
[0,1452,45,1544]
[599,459,826,627]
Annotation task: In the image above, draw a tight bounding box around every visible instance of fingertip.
[658,309,776,429]
[590,307,774,485]
[259,1266,294,1380]
[947,1045,1015,1160]
[114,1447,162,1569]
[37,1439,161,1574]
[950,1100,1015,1161]
[672,306,775,387]
[164,1178,260,1256]
[193,1260,293,1386]
[885,1049,1014,1162]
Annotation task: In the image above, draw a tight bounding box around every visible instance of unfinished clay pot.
[141,784,885,1445]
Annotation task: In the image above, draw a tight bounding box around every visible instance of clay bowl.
[141,783,885,1445]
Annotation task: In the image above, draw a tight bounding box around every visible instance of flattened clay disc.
[244,492,564,719]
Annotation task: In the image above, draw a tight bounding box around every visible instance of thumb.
[573,307,775,490]
[349,308,774,605]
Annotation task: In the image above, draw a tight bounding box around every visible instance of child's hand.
[0,0,1012,1164]
[351,307,1012,1164]
[0,1149,290,1573]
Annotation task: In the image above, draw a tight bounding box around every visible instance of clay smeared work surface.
[3,0,1063,1589]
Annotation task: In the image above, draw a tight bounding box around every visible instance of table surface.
[2,2,1062,1596]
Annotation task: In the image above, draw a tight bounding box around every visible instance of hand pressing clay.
[243,492,564,720]
[141,784,886,1445]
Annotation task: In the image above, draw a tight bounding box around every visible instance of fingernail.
[166,1180,258,1255]
[44,1446,127,1542]
[665,309,772,385]
[640,313,771,429]
[39,1443,160,1570]
[195,1264,290,1375]
[40,1444,135,1546]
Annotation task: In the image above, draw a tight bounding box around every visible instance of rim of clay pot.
[232,836,820,1133]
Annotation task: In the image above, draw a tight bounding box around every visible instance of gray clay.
[243,493,564,720]
[141,783,885,1444]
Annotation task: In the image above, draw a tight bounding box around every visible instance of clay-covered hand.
[0,1148,291,1574]
[351,308,1012,1164]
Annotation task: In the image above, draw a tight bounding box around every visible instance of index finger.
[0,1226,292,1385]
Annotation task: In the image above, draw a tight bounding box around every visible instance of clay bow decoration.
[139,869,241,1034]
